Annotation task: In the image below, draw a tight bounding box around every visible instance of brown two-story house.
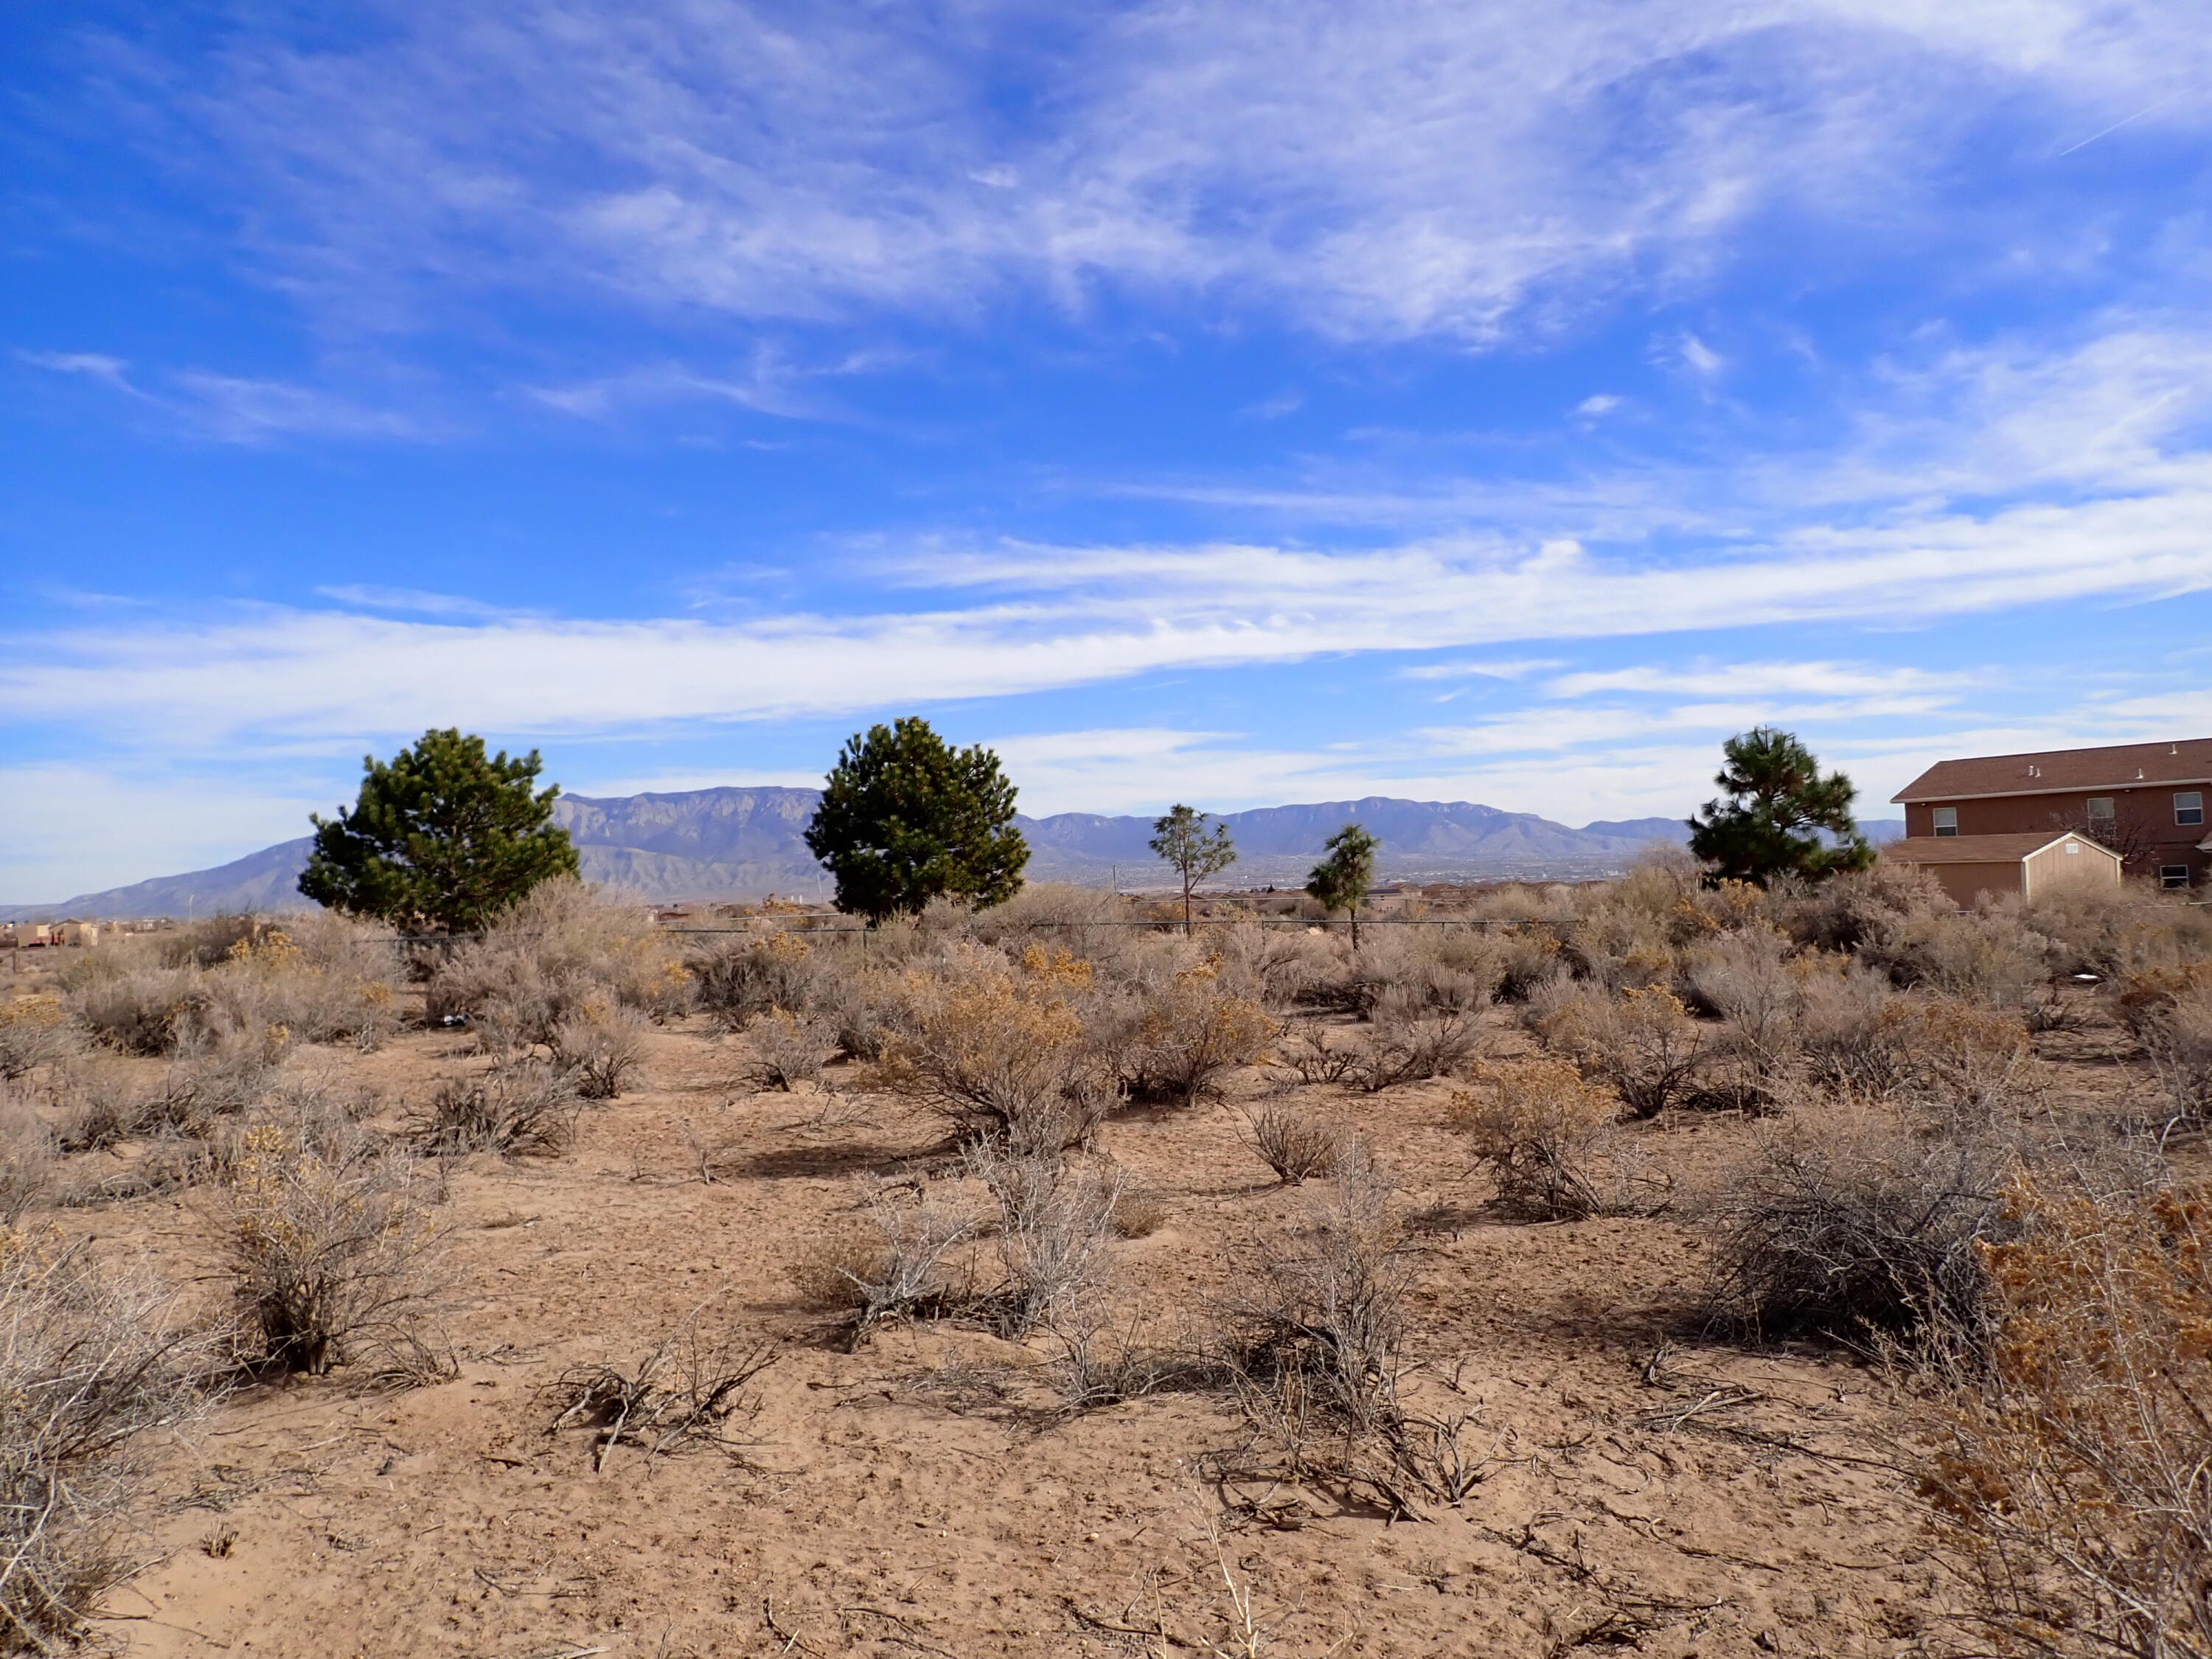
[1892,737,2212,890]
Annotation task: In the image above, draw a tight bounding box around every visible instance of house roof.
[1884,832,2118,865]
[1893,737,2212,803]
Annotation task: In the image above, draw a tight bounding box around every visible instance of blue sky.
[4,1,2210,899]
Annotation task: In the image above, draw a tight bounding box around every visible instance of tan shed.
[1884,830,2123,906]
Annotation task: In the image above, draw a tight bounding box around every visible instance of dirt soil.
[55,992,2166,1659]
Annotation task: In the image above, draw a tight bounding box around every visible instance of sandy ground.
[38,990,2168,1659]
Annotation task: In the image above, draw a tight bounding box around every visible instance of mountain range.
[1,787,1906,920]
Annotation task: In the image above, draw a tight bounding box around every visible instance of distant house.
[1885,830,2122,907]
[1891,738,2212,891]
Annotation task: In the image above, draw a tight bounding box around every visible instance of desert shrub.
[1906,998,2035,1121]
[2013,883,2206,981]
[0,1225,206,1653]
[2140,988,2212,1128]
[745,1007,835,1091]
[220,1121,441,1374]
[688,929,824,1030]
[1112,960,1276,1107]
[49,1061,149,1155]
[0,996,73,1079]
[1491,924,1567,1002]
[1703,1099,2019,1343]
[2115,963,2212,1040]
[1449,1057,1635,1220]
[1343,990,1482,1091]
[972,1147,1122,1337]
[1225,1143,1410,1440]
[66,965,206,1055]
[1209,920,1338,1012]
[152,914,266,968]
[1273,1025,1363,1086]
[967,881,1127,959]
[54,1040,284,1153]
[0,1093,55,1222]
[427,878,686,1048]
[206,920,402,1051]
[547,1324,774,1472]
[547,1003,648,1099]
[1109,1183,1169,1238]
[1794,964,1913,1093]
[1862,905,2050,1008]
[1779,860,1947,954]
[1921,1180,2212,1659]
[1242,1106,1341,1185]
[411,1059,582,1155]
[1531,984,1706,1119]
[797,1182,978,1348]
[872,945,1113,1152]
[1684,925,1804,1075]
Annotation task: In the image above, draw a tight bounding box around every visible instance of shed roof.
[1884,832,2116,865]
[1893,737,2212,803]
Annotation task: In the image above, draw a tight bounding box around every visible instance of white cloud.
[1573,393,1623,418]
[129,0,2212,344]
[21,351,438,444]
[1543,661,1974,699]
[4,464,2208,754]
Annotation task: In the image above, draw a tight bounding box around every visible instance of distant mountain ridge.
[0,787,1906,920]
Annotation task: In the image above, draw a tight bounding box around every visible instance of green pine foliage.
[804,717,1029,922]
[298,728,580,932]
[1687,726,1876,887]
[1150,804,1238,934]
[1307,823,1379,943]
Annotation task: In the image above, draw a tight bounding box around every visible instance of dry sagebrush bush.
[1530,983,1707,1119]
[547,1324,775,1472]
[1242,1105,1342,1185]
[1923,1180,2212,1659]
[795,1183,978,1348]
[427,877,688,1048]
[1450,1057,1637,1220]
[411,1058,582,1156]
[547,1001,649,1098]
[2140,987,2212,1129]
[1225,1142,1411,1441]
[1,1225,207,1653]
[0,1093,55,1223]
[688,928,824,1030]
[873,945,1113,1152]
[1113,959,1276,1107]
[220,1121,441,1375]
[1703,1098,2020,1344]
[0,995,72,1080]
[65,964,206,1055]
[744,1007,835,1091]
[1862,905,2052,1009]
[973,1146,1123,1337]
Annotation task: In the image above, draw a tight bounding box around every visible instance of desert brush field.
[4,861,2209,1658]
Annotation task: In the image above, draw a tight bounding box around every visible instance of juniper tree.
[299,728,579,932]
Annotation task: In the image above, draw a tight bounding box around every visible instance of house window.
[2086,796,2115,823]
[1932,806,1958,836]
[2177,792,2205,827]
[2161,865,2193,889]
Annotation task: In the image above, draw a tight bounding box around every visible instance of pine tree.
[1150,805,1238,936]
[298,728,579,932]
[804,718,1028,922]
[1687,726,1875,886]
[1306,823,1379,945]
